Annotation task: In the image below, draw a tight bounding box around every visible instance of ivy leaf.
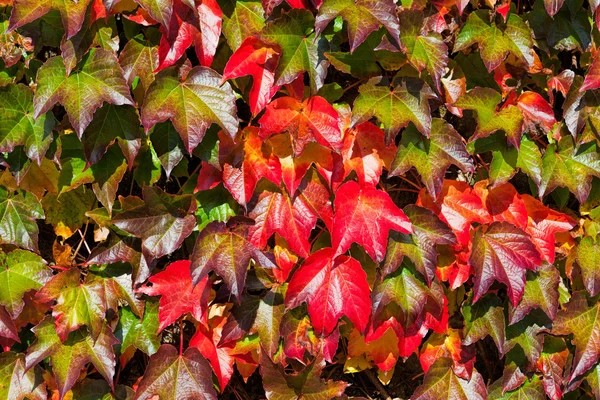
[141,66,238,153]
[8,0,92,38]
[332,180,412,262]
[111,187,197,260]
[470,222,542,306]
[134,0,178,31]
[581,52,600,93]
[34,49,134,137]
[0,306,18,342]
[222,127,282,207]
[87,263,144,317]
[222,0,265,51]
[134,344,217,400]
[473,181,527,229]
[248,190,317,258]
[487,375,546,399]
[253,286,285,359]
[116,301,161,359]
[260,9,329,92]
[552,291,600,382]
[504,311,546,366]
[118,34,159,96]
[137,260,211,332]
[152,122,185,178]
[0,352,47,400]
[412,358,487,400]
[516,92,557,134]
[0,187,44,252]
[462,294,506,353]
[383,205,456,283]
[325,33,384,79]
[455,87,523,149]
[454,11,534,72]
[315,0,400,52]
[539,137,600,203]
[509,263,561,325]
[538,337,568,400]
[576,236,600,297]
[190,221,277,302]
[25,318,118,399]
[35,268,106,342]
[390,118,474,199]
[261,355,348,399]
[351,76,435,143]
[223,37,280,116]
[0,249,52,318]
[259,96,343,157]
[398,10,448,91]
[286,248,371,335]
[0,84,56,165]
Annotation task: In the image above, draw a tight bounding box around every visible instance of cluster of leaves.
[5,0,600,398]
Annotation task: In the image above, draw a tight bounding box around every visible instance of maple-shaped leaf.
[0,352,47,400]
[412,358,487,400]
[522,194,575,264]
[340,121,397,187]
[454,11,534,72]
[470,222,542,306]
[0,249,52,318]
[390,118,474,199]
[111,186,197,260]
[419,329,475,380]
[577,236,600,297]
[141,66,238,153]
[539,136,600,203]
[537,337,568,400]
[35,268,106,342]
[190,221,277,302]
[259,96,342,157]
[134,0,182,30]
[286,248,371,335]
[86,235,150,285]
[222,127,282,207]
[119,34,158,96]
[116,301,161,362]
[504,311,547,366]
[223,37,281,116]
[248,190,317,258]
[383,205,456,283]
[261,354,348,399]
[454,87,524,149]
[152,122,185,178]
[34,49,134,137]
[8,0,92,38]
[0,84,56,165]
[462,294,506,353]
[222,0,265,51]
[398,10,448,91]
[134,344,217,400]
[25,318,118,399]
[249,286,285,359]
[82,104,142,166]
[138,260,211,332]
[259,9,329,92]
[87,263,144,317]
[315,0,399,52]
[332,180,412,262]
[0,187,45,252]
[509,263,560,325]
[488,375,546,400]
[473,180,527,229]
[156,0,222,70]
[351,76,435,143]
[516,92,557,134]
[552,291,600,382]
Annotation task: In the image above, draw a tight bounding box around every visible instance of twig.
[343,79,367,93]
[78,223,91,254]
[364,369,392,400]
[72,222,90,261]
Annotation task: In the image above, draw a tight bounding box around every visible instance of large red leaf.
[332,181,412,262]
[286,248,371,335]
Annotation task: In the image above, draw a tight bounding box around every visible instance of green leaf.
[539,136,600,203]
[576,235,600,297]
[42,185,96,239]
[151,122,184,179]
[253,285,285,358]
[509,263,561,325]
[0,84,56,165]
[25,318,118,399]
[118,34,159,95]
[462,293,506,353]
[454,11,534,72]
[411,358,487,400]
[352,76,435,143]
[222,0,265,51]
[141,66,239,153]
[8,0,92,39]
[325,32,382,79]
[0,187,45,252]
[390,118,474,198]
[116,301,161,358]
[487,375,545,399]
[33,49,134,137]
[0,352,47,400]
[260,9,329,93]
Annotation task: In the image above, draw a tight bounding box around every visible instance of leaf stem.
[179,319,184,355]
[364,368,392,400]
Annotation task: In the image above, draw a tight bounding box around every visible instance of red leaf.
[223,37,281,116]
[332,181,412,262]
[474,180,528,230]
[517,91,557,134]
[259,96,343,157]
[137,260,211,332]
[248,190,317,258]
[286,248,371,336]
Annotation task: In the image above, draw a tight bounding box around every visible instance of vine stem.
[179,319,184,355]
[364,369,393,400]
